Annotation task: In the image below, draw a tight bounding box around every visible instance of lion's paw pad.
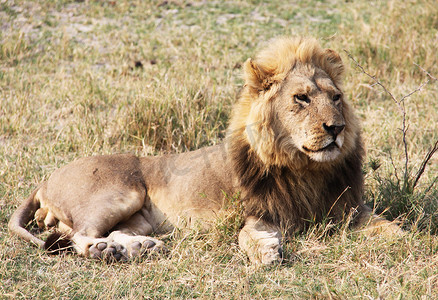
[89,241,127,261]
[96,242,107,251]
[127,238,166,258]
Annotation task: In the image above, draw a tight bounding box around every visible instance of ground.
[1,0,437,298]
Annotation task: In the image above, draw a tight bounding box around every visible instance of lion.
[9,37,401,264]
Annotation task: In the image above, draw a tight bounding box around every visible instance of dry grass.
[1,0,437,298]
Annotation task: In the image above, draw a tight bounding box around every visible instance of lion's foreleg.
[238,216,282,265]
[353,206,403,236]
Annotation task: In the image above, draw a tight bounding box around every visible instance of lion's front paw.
[239,227,283,265]
[361,221,404,237]
[355,213,404,237]
[257,237,283,265]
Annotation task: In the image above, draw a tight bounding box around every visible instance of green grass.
[1,0,437,298]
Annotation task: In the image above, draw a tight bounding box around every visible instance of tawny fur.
[9,37,400,264]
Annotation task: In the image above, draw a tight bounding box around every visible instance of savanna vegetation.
[1,0,437,298]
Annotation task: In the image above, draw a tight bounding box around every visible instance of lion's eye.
[333,94,341,102]
[295,94,310,104]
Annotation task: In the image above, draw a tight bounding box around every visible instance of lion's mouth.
[303,141,338,153]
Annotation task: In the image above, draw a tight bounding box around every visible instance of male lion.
[9,37,400,264]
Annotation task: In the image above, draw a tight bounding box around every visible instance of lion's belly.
[146,189,223,231]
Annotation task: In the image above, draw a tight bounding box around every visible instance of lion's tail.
[8,187,45,249]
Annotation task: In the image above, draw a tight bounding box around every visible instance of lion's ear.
[323,49,344,82]
[324,49,343,65]
[243,58,273,92]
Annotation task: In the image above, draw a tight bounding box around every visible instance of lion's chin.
[301,141,343,162]
[306,147,342,162]
[301,135,344,162]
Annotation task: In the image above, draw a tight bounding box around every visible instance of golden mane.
[244,36,344,91]
[227,37,364,232]
[244,37,344,95]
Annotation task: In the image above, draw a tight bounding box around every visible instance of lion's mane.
[227,37,364,232]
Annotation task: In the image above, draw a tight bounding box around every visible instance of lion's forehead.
[314,76,339,93]
[285,69,340,96]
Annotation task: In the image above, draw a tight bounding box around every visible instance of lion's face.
[273,63,346,162]
[232,37,360,167]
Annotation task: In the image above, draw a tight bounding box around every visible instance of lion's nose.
[323,123,345,137]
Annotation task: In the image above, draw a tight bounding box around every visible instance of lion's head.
[229,37,360,167]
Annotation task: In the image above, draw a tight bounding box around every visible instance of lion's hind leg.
[104,231,166,258]
[72,211,166,261]
[70,234,126,261]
